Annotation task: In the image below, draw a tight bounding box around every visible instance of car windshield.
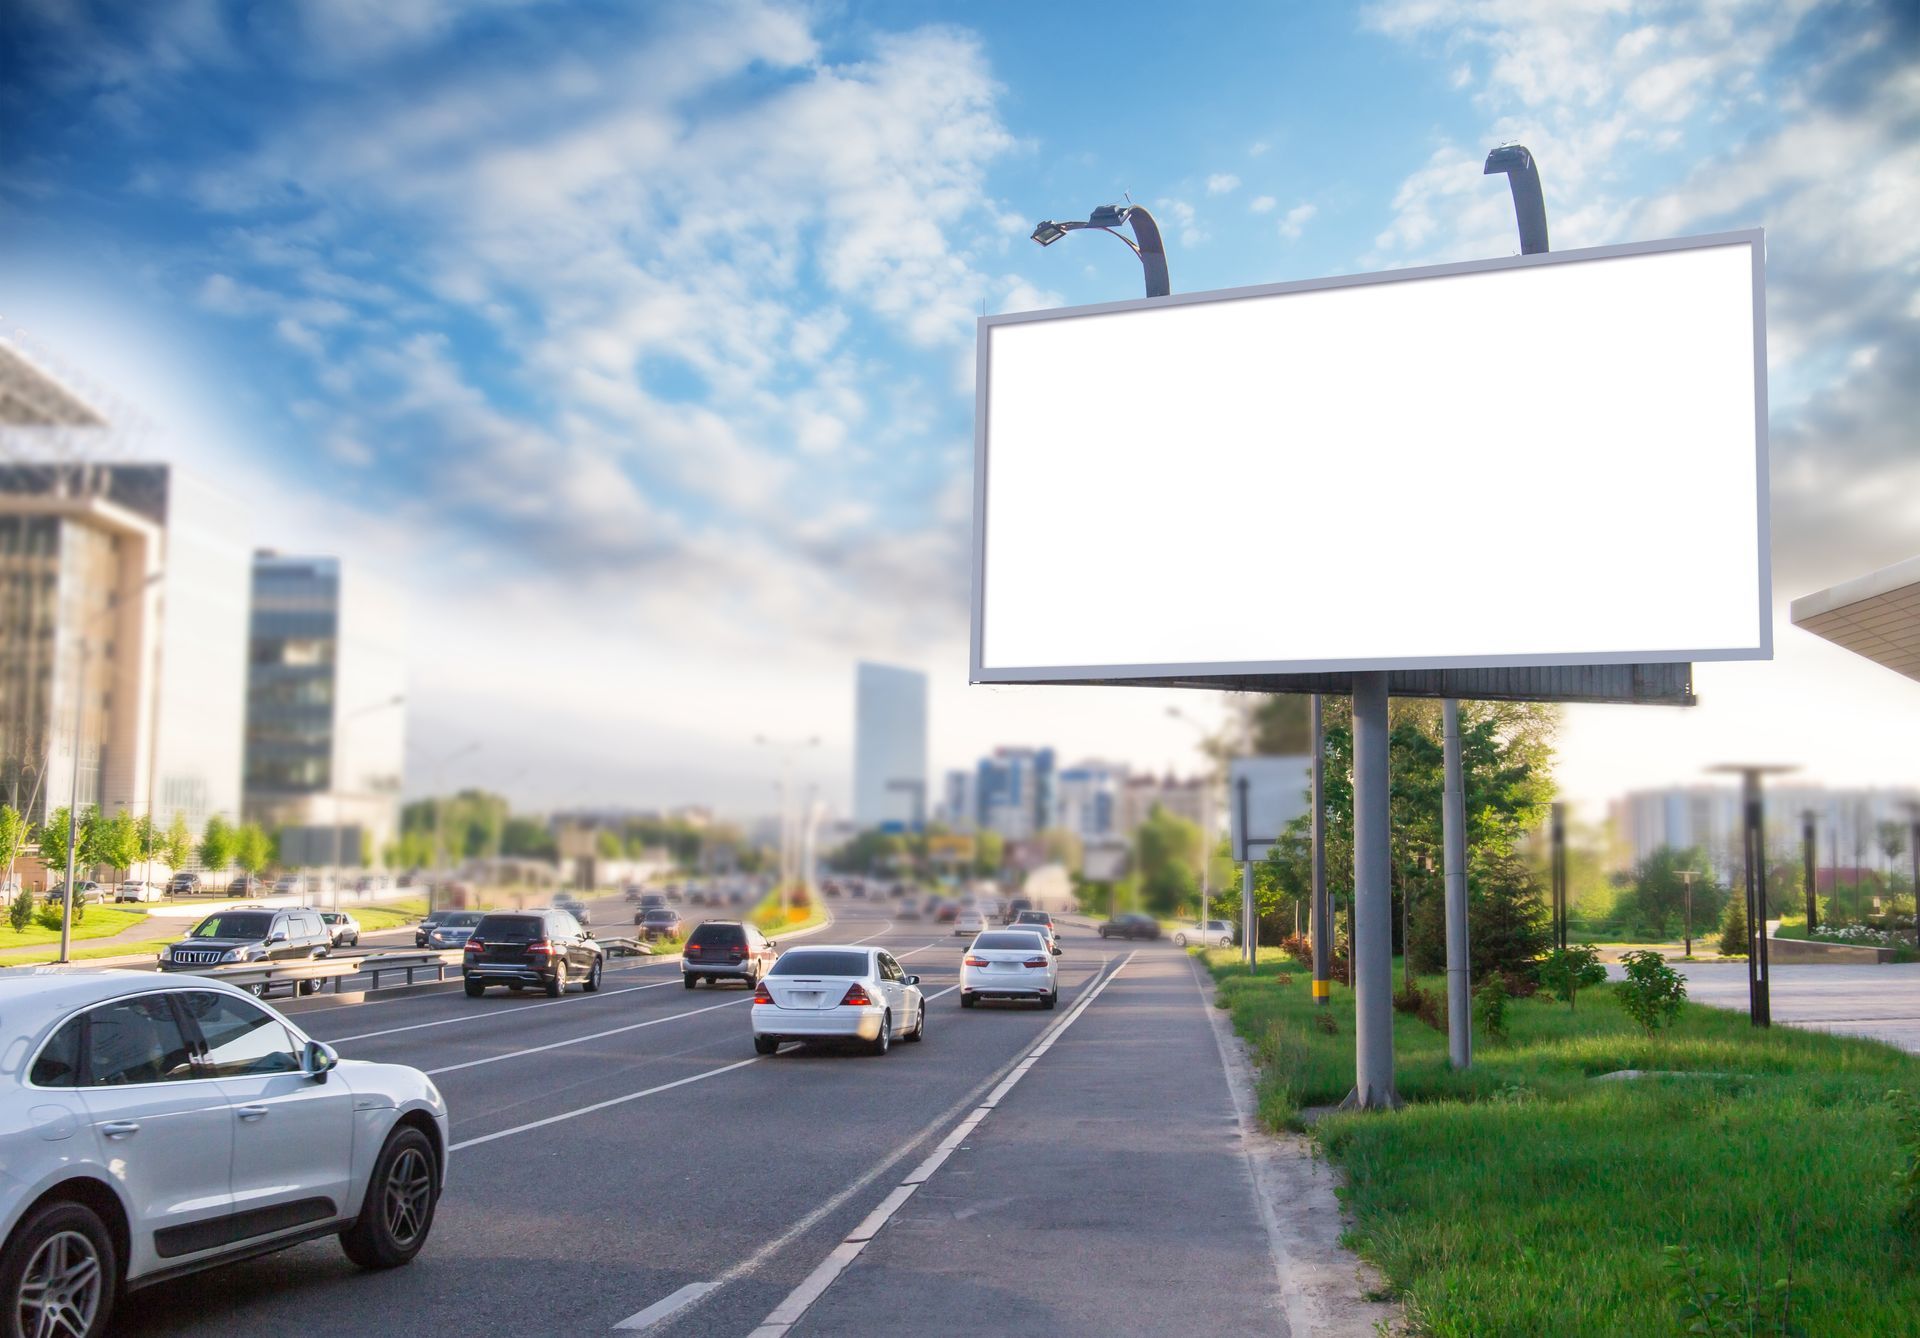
[975,932,1047,951]
[190,912,274,939]
[440,912,484,928]
[771,950,870,977]
[474,914,545,942]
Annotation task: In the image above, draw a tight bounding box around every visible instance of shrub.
[34,905,63,932]
[1277,932,1312,966]
[1663,1241,1803,1336]
[1393,980,1424,1015]
[1888,1089,1920,1233]
[1473,973,1509,1044]
[1539,944,1607,1011]
[1615,949,1687,1036]
[7,888,32,934]
[1720,895,1750,958]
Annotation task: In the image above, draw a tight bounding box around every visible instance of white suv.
[0,971,449,1335]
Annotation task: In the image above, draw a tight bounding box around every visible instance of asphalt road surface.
[114,903,1290,1337]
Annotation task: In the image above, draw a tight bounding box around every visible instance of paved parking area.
[1643,961,1920,1052]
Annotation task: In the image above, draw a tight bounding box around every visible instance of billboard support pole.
[1309,694,1329,1007]
[1346,672,1398,1109]
[1442,699,1471,1070]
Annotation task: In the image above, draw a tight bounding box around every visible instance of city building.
[1055,760,1126,840]
[242,552,406,865]
[941,768,976,831]
[975,746,1056,841]
[1,456,249,841]
[853,661,927,829]
[1118,771,1212,838]
[1610,784,1920,884]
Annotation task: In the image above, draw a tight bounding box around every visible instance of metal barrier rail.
[166,950,465,996]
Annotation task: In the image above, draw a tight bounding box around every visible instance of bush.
[1615,949,1687,1036]
[1539,944,1607,1011]
[1720,896,1750,958]
[1889,1089,1920,1234]
[34,905,63,933]
[7,888,32,934]
[1473,973,1509,1044]
[1277,932,1312,966]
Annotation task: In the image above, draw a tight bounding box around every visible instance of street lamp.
[1030,203,1171,298]
[1675,870,1700,959]
[1707,763,1797,1026]
[1483,144,1549,255]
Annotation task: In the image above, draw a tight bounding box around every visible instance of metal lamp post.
[1675,869,1700,959]
[1708,764,1797,1026]
[1031,203,1170,298]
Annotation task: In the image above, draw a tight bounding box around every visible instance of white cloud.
[1155,197,1208,248]
[1206,172,1241,195]
[1278,202,1317,240]
[1249,195,1277,214]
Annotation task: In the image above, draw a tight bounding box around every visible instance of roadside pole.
[1711,764,1791,1026]
[1802,811,1818,933]
[1237,776,1256,970]
[1347,672,1397,1109]
[1550,802,1568,950]
[1441,700,1470,1069]
[1309,694,1330,1008]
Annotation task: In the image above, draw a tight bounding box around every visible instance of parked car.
[44,881,103,907]
[115,880,164,904]
[635,907,683,941]
[682,921,777,990]
[0,971,447,1334]
[1099,912,1161,940]
[750,945,925,1055]
[425,911,484,951]
[414,911,451,948]
[226,875,265,896]
[1002,896,1033,924]
[166,871,202,895]
[319,910,363,948]
[953,909,988,938]
[961,929,1058,1009]
[157,907,334,997]
[1173,920,1236,949]
[462,909,603,997]
[272,875,307,897]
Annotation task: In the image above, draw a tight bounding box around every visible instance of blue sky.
[3,0,1916,816]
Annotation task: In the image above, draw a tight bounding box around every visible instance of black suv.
[463,909,603,997]
[157,907,333,995]
[1099,912,1161,940]
[682,921,776,989]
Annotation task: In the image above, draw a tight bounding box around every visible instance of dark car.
[930,899,959,923]
[226,874,265,895]
[636,907,683,940]
[166,871,201,895]
[463,909,603,997]
[682,920,777,989]
[415,910,452,948]
[1002,896,1033,925]
[157,906,333,996]
[426,910,486,950]
[553,893,592,925]
[43,881,103,907]
[636,892,670,914]
[1099,912,1161,940]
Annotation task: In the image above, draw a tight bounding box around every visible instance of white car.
[115,881,164,904]
[1173,920,1237,949]
[751,946,926,1056]
[960,929,1059,1009]
[0,971,449,1334]
[953,909,988,937]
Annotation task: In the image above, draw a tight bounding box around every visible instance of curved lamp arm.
[1483,145,1549,255]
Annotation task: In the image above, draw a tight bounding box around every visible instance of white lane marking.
[605,959,1118,1336]
[613,1282,717,1331]
[451,1058,762,1151]
[328,920,893,1043]
[744,951,1135,1337]
[425,998,752,1075]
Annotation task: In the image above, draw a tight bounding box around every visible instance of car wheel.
[339,1125,439,1270]
[1174,934,1188,947]
[683,974,697,990]
[906,1001,926,1042]
[2,1198,117,1338]
[961,992,977,1009]
[754,1035,779,1056]
[247,982,268,998]
[1042,990,1058,1010]
[546,963,567,998]
[583,958,603,993]
[870,1011,891,1056]
[464,980,485,998]
[298,977,320,997]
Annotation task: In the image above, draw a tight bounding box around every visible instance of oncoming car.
[0,971,447,1337]
[750,946,925,1055]
[960,929,1058,1009]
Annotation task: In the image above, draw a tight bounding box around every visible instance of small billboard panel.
[1083,838,1131,883]
[1228,756,1312,861]
[973,232,1768,685]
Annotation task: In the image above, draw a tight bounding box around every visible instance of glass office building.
[853,661,927,830]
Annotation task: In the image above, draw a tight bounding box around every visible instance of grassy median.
[1206,949,1920,1336]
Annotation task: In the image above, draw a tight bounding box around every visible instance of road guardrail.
[163,949,466,996]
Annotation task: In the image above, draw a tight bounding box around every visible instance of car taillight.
[964,956,989,967]
[840,983,872,1006]
[528,939,555,955]
[753,981,773,1004]
[1024,957,1049,968]
[464,938,484,952]
[686,943,702,955]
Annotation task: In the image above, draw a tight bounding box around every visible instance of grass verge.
[0,906,151,954]
[1206,948,1920,1336]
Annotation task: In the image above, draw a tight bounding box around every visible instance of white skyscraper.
[853,662,927,829]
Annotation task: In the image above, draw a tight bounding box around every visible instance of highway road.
[112,902,1292,1337]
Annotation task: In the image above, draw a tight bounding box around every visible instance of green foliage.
[233,822,273,876]
[1616,846,1728,941]
[1887,1089,1920,1234]
[0,805,28,872]
[1539,944,1607,1011]
[1719,895,1750,959]
[38,806,75,874]
[198,814,236,874]
[1616,949,1687,1036]
[594,829,622,860]
[974,828,1005,875]
[1663,1242,1806,1337]
[501,816,557,860]
[1135,803,1199,917]
[162,812,194,871]
[8,888,34,934]
[35,905,63,932]
[96,809,140,876]
[1473,972,1510,1044]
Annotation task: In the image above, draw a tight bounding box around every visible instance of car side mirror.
[904,975,920,986]
[303,1039,339,1082]
[266,931,286,945]
[584,929,594,939]
[1053,945,1063,955]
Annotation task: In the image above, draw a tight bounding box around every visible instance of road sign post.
[1310,695,1330,1009]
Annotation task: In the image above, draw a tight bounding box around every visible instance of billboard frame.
[969,228,1770,697]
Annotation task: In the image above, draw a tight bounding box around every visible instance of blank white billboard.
[1229,755,1311,861]
[972,232,1768,683]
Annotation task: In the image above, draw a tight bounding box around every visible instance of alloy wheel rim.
[17,1229,102,1338]
[382,1147,433,1246]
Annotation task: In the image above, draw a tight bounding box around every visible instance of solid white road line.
[450,1058,763,1152]
[425,998,752,1075]
[743,951,1135,1338]
[613,1282,717,1331]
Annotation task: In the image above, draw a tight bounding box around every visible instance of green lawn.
[0,905,151,953]
[1206,948,1920,1336]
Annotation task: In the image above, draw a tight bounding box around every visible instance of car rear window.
[441,912,484,927]
[975,932,1047,951]
[475,914,545,942]
[771,950,870,977]
[1015,912,1051,924]
[688,923,746,948]
[643,909,677,922]
[190,912,274,939]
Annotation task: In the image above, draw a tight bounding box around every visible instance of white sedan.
[751,946,925,1056]
[0,971,449,1335]
[952,909,988,937]
[1173,919,1237,949]
[960,929,1059,1009]
[115,881,164,904]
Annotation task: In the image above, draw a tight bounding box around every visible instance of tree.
[7,887,32,934]
[1615,846,1728,941]
[91,809,139,889]
[39,806,74,877]
[501,816,557,860]
[233,823,273,877]
[1465,847,1552,982]
[973,829,1005,876]
[1539,944,1607,1010]
[162,812,194,872]
[1615,949,1687,1036]
[1718,895,1749,958]
[1038,827,1083,874]
[0,805,28,885]
[1136,804,1200,917]
[594,829,622,861]
[199,814,237,877]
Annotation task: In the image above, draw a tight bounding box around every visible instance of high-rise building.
[1609,783,1920,883]
[975,746,1056,841]
[0,460,248,837]
[941,768,976,831]
[853,662,928,829]
[243,553,406,864]
[1056,760,1126,839]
